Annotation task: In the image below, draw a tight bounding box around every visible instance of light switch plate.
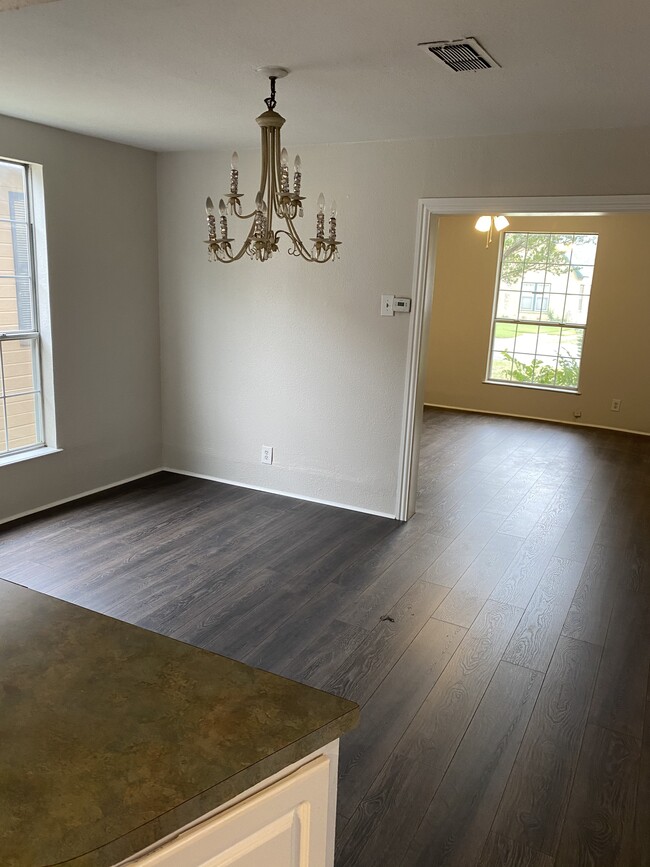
[381,294,395,316]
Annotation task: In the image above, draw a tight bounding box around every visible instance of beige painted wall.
[159,126,650,516]
[0,114,161,522]
[424,214,650,433]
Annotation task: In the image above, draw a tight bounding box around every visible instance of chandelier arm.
[272,129,282,229]
[313,249,335,263]
[216,247,245,263]
[272,126,283,218]
[266,128,276,236]
[259,125,269,201]
[284,216,314,259]
[276,227,334,264]
[275,229,318,263]
[221,242,255,263]
[231,209,258,221]
[220,217,263,262]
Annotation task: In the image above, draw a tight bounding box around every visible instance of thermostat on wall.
[393,297,412,313]
[381,295,412,316]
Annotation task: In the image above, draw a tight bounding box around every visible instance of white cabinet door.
[130,755,332,867]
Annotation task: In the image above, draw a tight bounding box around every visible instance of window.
[520,282,551,312]
[0,160,45,457]
[487,231,599,390]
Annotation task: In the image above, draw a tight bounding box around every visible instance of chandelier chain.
[264,76,278,112]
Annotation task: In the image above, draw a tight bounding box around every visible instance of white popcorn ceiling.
[0,0,647,151]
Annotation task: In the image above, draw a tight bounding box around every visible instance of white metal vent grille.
[418,37,500,71]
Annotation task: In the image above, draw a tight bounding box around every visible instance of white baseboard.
[162,466,397,520]
[423,402,649,437]
[1,468,164,526]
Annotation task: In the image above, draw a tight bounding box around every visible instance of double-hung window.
[487,231,599,391]
[0,159,45,457]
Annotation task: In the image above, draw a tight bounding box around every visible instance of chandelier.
[205,67,340,264]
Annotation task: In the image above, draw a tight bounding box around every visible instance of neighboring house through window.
[520,282,551,312]
[487,231,599,390]
[0,158,51,458]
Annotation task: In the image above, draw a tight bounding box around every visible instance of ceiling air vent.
[418,37,500,71]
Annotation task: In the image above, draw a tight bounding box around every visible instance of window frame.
[485,230,597,394]
[0,156,56,464]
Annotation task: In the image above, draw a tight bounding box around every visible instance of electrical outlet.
[611,399,621,412]
[261,446,273,464]
[573,409,582,419]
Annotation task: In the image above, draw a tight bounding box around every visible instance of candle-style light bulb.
[315,193,326,241]
[229,152,240,196]
[205,197,218,254]
[328,199,337,244]
[292,155,303,214]
[217,198,229,240]
[279,147,290,194]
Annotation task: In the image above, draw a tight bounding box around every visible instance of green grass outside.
[495,323,563,338]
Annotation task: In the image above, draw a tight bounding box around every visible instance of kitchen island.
[0,578,358,867]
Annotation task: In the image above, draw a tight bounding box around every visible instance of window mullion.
[0,331,39,341]
[0,342,8,455]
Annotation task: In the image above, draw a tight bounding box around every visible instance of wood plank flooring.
[2,407,649,866]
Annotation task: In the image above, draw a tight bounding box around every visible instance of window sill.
[483,380,581,395]
[0,446,62,468]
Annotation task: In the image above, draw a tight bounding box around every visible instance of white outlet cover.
[381,294,395,316]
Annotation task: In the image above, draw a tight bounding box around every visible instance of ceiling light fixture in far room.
[475,214,510,247]
[204,67,340,264]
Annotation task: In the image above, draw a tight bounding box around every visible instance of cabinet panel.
[130,755,332,867]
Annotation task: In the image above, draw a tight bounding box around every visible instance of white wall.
[0,114,161,522]
[158,127,650,517]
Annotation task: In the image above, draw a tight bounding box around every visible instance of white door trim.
[395,194,650,521]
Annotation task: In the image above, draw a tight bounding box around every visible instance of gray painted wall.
[157,127,650,517]
[0,114,161,522]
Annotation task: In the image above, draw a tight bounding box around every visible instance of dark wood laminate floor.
[2,408,649,866]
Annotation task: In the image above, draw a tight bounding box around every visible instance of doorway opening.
[396,195,650,521]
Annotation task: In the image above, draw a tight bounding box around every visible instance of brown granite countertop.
[0,579,359,867]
